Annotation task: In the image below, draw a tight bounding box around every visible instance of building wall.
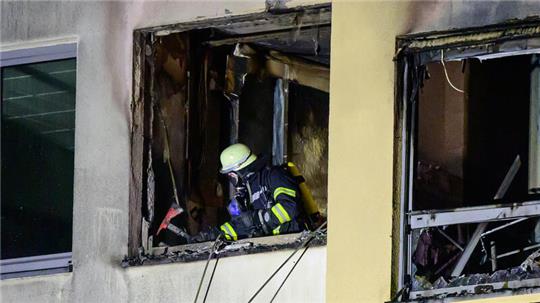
[0,1,326,303]
[418,62,465,179]
[1,247,326,302]
[328,1,540,302]
[4,1,540,303]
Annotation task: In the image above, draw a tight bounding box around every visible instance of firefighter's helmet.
[219,143,257,174]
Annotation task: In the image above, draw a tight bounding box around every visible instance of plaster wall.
[0,1,326,302]
[5,0,540,302]
[1,247,326,302]
[328,1,540,302]
[418,62,465,179]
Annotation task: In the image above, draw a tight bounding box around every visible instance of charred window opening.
[129,4,330,261]
[394,20,540,302]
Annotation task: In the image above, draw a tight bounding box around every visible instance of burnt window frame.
[127,4,331,263]
[392,19,540,302]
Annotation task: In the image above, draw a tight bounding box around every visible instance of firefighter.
[192,143,304,242]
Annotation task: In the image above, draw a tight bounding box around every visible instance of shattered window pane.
[400,41,540,300]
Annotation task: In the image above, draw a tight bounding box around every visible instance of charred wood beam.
[204,24,330,47]
[266,51,329,92]
[129,30,147,257]
[138,3,331,36]
[397,18,540,53]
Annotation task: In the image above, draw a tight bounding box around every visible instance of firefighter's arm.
[219,189,298,240]
[259,168,300,232]
[218,168,299,240]
[218,211,261,241]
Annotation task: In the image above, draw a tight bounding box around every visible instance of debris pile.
[122,230,326,268]
[412,248,540,292]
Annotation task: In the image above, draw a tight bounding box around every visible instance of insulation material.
[288,82,329,217]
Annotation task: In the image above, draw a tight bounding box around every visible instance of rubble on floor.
[411,248,540,297]
[121,230,326,267]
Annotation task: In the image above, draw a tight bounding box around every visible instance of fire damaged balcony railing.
[407,201,540,301]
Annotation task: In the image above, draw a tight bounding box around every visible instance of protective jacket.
[219,159,304,241]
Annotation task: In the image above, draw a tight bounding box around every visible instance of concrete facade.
[3,1,540,302]
[328,1,540,303]
[0,1,326,302]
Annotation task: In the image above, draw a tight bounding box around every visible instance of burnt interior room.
[411,54,540,287]
[138,11,331,248]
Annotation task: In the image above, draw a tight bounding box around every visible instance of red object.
[156,204,184,235]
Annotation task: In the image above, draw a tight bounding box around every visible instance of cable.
[203,257,220,303]
[440,49,465,94]
[194,235,222,303]
[247,243,302,302]
[247,222,327,303]
[270,242,312,303]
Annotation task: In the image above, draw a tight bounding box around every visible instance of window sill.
[1,252,73,280]
[121,231,327,268]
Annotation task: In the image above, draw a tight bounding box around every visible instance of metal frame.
[0,41,76,278]
[0,253,72,279]
[1,42,77,68]
[397,60,409,292]
[409,200,540,229]
[394,18,540,301]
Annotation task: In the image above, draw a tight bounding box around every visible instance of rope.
[203,257,220,303]
[247,222,327,303]
[440,49,465,94]
[270,241,312,303]
[194,235,222,303]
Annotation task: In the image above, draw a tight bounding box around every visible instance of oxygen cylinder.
[287,162,320,221]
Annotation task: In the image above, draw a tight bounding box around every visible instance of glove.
[228,211,265,238]
[190,227,220,243]
[227,198,242,217]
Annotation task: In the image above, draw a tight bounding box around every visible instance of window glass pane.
[1,58,76,259]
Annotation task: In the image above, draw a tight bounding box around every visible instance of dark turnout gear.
[185,144,306,244]
[218,159,304,241]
